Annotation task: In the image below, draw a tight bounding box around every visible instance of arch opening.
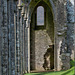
[30,1,54,72]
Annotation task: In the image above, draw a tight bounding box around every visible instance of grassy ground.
[25,60,75,75]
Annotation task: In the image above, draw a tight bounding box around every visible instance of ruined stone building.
[0,0,75,75]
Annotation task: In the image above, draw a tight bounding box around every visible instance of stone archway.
[30,1,54,72]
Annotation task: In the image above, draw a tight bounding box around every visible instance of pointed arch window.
[37,6,44,26]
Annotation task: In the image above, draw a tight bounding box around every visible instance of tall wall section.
[0,0,74,75]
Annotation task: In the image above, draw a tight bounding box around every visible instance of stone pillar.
[20,5,26,75]
[7,0,15,75]
[24,14,28,73]
[25,26,30,73]
[27,20,30,73]
[1,0,9,75]
[54,20,58,71]
[14,13,17,75]
[27,5,31,73]
[0,0,2,75]
[20,14,23,75]
[56,0,65,71]
[14,1,18,75]
[24,13,27,73]
[16,0,22,74]
[16,8,20,75]
[21,5,26,74]
[24,7,30,72]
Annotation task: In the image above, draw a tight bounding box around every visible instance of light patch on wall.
[69,0,74,5]
[67,0,74,22]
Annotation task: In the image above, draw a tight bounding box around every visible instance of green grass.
[25,60,75,75]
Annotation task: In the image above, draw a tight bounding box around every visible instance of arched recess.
[29,0,56,21]
[30,0,54,71]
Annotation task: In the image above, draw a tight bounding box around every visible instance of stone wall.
[35,30,52,70]
[67,0,74,60]
[60,53,70,70]
[1,0,9,75]
[0,0,75,74]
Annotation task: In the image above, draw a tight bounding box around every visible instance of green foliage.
[70,59,74,67]
[22,3,24,6]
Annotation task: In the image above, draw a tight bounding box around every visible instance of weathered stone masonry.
[0,0,75,75]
